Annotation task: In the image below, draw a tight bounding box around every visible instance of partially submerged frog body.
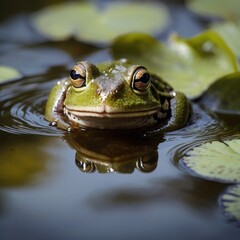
[45,59,190,132]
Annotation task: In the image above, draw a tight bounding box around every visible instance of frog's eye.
[70,63,86,88]
[75,158,96,173]
[131,67,150,94]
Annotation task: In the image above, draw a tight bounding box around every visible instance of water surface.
[0,74,240,240]
[0,0,240,239]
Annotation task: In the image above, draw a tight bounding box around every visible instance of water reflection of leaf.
[215,113,240,132]
[0,134,52,187]
[180,139,240,183]
[220,184,240,226]
[111,31,238,99]
[32,2,170,44]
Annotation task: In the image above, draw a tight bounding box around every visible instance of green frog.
[45,59,190,132]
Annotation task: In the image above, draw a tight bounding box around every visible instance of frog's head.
[64,59,161,129]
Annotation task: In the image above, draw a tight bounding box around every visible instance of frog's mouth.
[64,106,163,129]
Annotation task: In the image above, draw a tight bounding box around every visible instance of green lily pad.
[187,0,240,21]
[111,31,238,98]
[181,139,240,183]
[0,65,22,83]
[32,2,169,44]
[200,72,240,114]
[220,184,240,225]
[211,21,240,58]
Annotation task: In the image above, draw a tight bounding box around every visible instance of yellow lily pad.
[187,0,240,21]
[220,184,240,225]
[181,139,240,183]
[0,65,22,83]
[32,2,169,44]
[111,31,238,98]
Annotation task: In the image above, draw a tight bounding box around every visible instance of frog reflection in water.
[65,129,161,174]
[45,59,190,131]
[75,150,158,174]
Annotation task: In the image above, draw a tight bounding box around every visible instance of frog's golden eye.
[131,67,150,94]
[70,63,86,88]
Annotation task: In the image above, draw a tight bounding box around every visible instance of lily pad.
[32,2,170,44]
[111,31,238,98]
[181,139,240,183]
[200,72,240,114]
[220,184,240,225]
[187,0,240,21]
[0,65,22,83]
[211,21,240,58]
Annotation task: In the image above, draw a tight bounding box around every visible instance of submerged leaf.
[200,72,240,114]
[181,139,240,183]
[32,2,169,44]
[187,0,240,21]
[0,136,50,187]
[0,65,22,83]
[220,184,240,225]
[112,31,238,98]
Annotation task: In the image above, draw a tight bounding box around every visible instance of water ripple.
[0,75,237,139]
[0,74,64,136]
[164,102,240,172]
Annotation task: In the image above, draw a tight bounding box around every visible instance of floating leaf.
[211,21,240,58]
[0,65,22,83]
[200,72,240,114]
[32,2,170,44]
[111,31,238,98]
[187,0,240,21]
[220,184,240,225]
[181,139,240,183]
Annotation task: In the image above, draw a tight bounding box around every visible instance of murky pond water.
[1,0,240,239]
[0,72,239,239]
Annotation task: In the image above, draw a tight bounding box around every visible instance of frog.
[45,59,190,132]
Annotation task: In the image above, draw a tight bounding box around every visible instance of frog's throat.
[63,106,162,129]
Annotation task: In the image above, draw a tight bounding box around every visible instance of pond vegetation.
[1,0,240,238]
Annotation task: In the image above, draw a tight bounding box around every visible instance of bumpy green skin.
[45,60,190,131]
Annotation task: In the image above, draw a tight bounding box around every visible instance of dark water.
[1,0,240,239]
[0,73,240,240]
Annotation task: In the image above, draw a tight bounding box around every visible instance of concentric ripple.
[165,102,239,173]
[0,75,236,138]
[0,74,64,136]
